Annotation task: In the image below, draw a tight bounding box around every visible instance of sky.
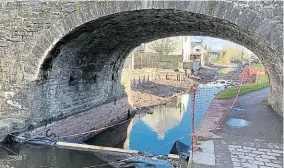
[190,36,253,55]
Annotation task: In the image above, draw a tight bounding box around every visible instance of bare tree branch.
[148,38,179,55]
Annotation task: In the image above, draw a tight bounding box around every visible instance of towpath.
[194,88,283,168]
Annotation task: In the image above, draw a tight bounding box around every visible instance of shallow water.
[226,118,251,128]
[88,85,225,155]
[0,143,113,168]
[0,86,225,168]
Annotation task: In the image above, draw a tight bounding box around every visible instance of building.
[190,42,206,66]
[182,37,207,67]
[182,36,191,61]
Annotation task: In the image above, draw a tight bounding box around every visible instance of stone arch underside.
[1,1,282,137]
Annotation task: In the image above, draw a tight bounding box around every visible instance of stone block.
[248,160,265,165]
[261,155,277,160]
[265,162,282,168]
[266,152,281,157]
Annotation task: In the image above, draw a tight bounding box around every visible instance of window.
[196,49,200,52]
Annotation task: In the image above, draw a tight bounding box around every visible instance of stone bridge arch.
[0,1,282,137]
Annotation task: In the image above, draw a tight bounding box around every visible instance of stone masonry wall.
[0,1,282,139]
[20,97,131,141]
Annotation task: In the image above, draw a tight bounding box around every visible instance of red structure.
[241,66,267,84]
[189,55,201,60]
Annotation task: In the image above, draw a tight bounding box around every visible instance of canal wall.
[85,119,132,148]
[20,97,132,141]
[197,98,234,140]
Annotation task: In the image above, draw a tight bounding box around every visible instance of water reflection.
[227,118,251,128]
[88,86,224,155]
[141,97,187,140]
[0,86,226,167]
[125,86,224,154]
[0,143,112,168]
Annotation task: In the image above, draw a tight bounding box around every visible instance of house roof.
[191,42,202,48]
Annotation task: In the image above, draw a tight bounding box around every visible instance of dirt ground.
[128,64,242,111]
[197,64,242,84]
[129,78,197,109]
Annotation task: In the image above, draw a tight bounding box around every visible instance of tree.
[148,38,180,69]
[217,46,235,64]
[148,38,179,55]
[216,46,251,64]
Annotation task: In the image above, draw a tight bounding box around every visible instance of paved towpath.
[194,88,283,168]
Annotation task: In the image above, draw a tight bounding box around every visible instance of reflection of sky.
[127,86,224,154]
[227,119,251,128]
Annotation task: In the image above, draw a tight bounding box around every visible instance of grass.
[218,68,230,75]
[249,64,264,68]
[216,74,269,99]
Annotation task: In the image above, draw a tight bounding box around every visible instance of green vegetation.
[42,7,50,14]
[120,81,126,89]
[218,68,230,75]
[197,136,206,141]
[12,3,18,10]
[249,64,264,68]
[216,74,269,99]
[75,2,81,12]
[213,46,250,65]
[178,97,182,102]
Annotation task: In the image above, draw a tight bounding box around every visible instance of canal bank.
[87,84,225,155]
[1,65,262,167]
[193,88,283,168]
[129,78,198,110]
[0,75,201,168]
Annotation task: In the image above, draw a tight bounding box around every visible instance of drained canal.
[87,85,225,154]
[0,85,225,167]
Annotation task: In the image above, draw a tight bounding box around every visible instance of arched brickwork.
[0,1,282,136]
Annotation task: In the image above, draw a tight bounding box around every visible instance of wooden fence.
[131,73,187,86]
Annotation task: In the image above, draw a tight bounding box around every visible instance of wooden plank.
[168,154,180,159]
[56,141,139,154]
